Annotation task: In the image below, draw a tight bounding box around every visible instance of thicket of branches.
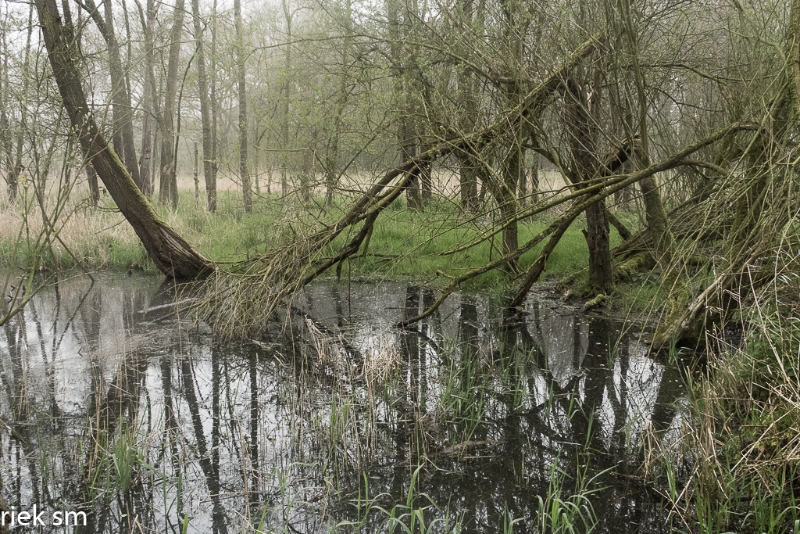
[203,0,800,348]
[2,0,799,347]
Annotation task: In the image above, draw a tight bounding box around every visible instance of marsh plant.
[643,269,800,533]
[0,276,675,532]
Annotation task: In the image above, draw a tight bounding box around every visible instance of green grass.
[647,298,800,533]
[317,197,627,289]
[0,189,634,292]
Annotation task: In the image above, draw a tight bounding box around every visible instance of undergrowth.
[645,272,800,533]
[0,186,632,292]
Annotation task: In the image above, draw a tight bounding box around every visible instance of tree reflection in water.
[0,272,684,532]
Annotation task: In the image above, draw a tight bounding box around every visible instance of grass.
[644,280,800,533]
[0,182,632,293]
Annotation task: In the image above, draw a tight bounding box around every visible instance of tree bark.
[234,0,252,212]
[34,0,213,279]
[86,161,100,206]
[191,0,216,211]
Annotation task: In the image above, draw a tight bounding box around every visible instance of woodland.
[1,0,800,531]
[0,0,795,341]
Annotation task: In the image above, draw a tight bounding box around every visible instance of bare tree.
[191,0,217,211]
[34,0,213,278]
[135,0,158,196]
[4,4,35,204]
[81,0,142,190]
[234,0,252,212]
[158,0,185,208]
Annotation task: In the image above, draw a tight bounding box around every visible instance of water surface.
[0,271,683,532]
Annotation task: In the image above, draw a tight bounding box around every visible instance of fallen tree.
[203,34,602,336]
[203,31,759,343]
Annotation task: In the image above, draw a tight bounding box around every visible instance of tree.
[158,0,185,208]
[3,3,34,205]
[81,0,142,191]
[234,0,252,212]
[191,0,217,211]
[135,0,158,196]
[34,0,213,278]
[323,0,353,206]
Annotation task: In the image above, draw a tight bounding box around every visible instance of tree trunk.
[388,0,423,211]
[455,0,480,211]
[234,0,252,212]
[324,0,352,207]
[210,0,219,207]
[35,0,213,278]
[300,147,312,202]
[1,9,14,204]
[566,77,612,295]
[402,142,422,210]
[619,0,686,345]
[281,1,292,198]
[83,0,142,191]
[529,148,539,202]
[191,0,216,212]
[137,0,156,196]
[499,143,521,269]
[7,4,35,204]
[496,0,532,269]
[193,141,199,204]
[457,153,480,212]
[159,0,185,208]
[86,161,100,206]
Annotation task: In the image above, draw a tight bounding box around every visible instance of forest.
[0,0,799,532]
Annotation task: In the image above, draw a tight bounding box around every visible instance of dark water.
[0,271,684,533]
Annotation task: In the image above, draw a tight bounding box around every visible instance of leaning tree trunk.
[35,0,213,279]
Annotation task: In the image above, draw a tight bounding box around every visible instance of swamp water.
[0,271,686,533]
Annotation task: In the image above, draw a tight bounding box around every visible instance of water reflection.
[0,272,683,533]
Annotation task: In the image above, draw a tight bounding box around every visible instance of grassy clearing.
[0,186,632,292]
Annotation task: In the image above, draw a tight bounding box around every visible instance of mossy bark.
[566,76,612,295]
